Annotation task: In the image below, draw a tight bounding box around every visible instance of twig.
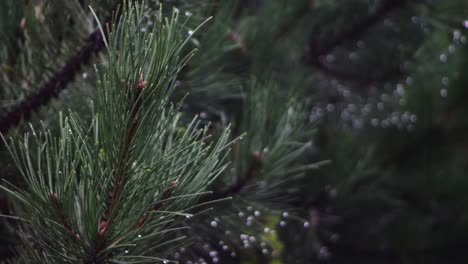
[310,0,406,57]
[0,29,105,134]
[213,151,263,199]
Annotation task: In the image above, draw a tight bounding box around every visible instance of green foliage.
[1,3,232,263]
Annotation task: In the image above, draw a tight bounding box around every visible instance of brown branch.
[310,0,406,57]
[100,84,144,235]
[213,151,263,199]
[0,29,105,134]
[274,0,315,41]
[47,192,81,241]
[310,56,405,85]
[306,0,407,82]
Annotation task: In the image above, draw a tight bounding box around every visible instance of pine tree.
[2,0,468,264]
[1,1,322,263]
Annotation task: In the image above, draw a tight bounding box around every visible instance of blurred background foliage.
[1,0,468,263]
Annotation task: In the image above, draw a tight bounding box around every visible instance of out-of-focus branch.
[308,0,406,81]
[0,0,131,134]
[310,0,406,57]
[0,29,105,134]
[213,151,263,199]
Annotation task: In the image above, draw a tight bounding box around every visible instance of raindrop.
[348,52,358,60]
[254,211,261,217]
[262,249,269,255]
[442,76,449,85]
[282,212,289,218]
[454,30,461,41]
[357,40,365,49]
[440,89,448,97]
[185,11,192,16]
[209,251,218,257]
[231,252,237,257]
[222,245,229,251]
[238,212,245,217]
[440,53,447,63]
[82,72,88,79]
[174,8,180,14]
[249,236,256,242]
[331,233,340,242]
[304,222,310,228]
[463,20,468,29]
[188,30,194,36]
[211,221,218,228]
[396,84,405,96]
[264,227,271,233]
[212,258,219,263]
[377,102,384,111]
[449,45,456,54]
[318,246,331,259]
[280,221,286,227]
[124,250,129,254]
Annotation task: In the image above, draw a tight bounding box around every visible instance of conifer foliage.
[1,3,232,263]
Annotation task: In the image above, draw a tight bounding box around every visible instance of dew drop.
[440,89,448,98]
[440,53,447,63]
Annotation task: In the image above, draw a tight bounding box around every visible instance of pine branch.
[309,0,406,57]
[274,0,314,41]
[0,0,128,134]
[0,29,104,134]
[310,56,406,84]
[307,0,407,82]
[214,151,263,199]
